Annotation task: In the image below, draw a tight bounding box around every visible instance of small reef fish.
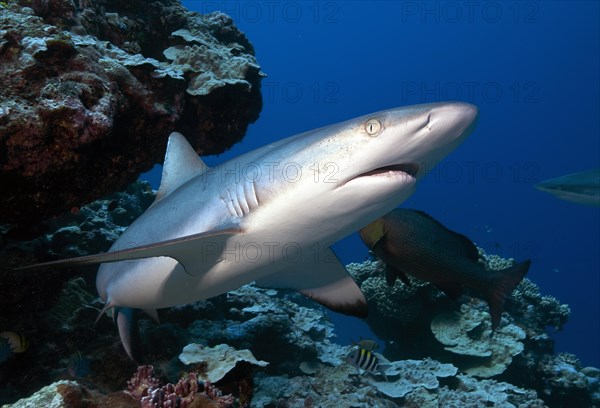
[535,169,600,207]
[351,338,379,352]
[359,209,531,330]
[0,337,12,363]
[346,347,389,380]
[67,351,91,378]
[0,331,28,353]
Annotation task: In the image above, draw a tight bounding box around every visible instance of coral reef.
[0,181,153,404]
[127,365,161,400]
[0,0,263,232]
[127,365,234,408]
[162,284,338,377]
[1,380,138,408]
[0,180,154,330]
[178,344,268,383]
[45,277,98,332]
[40,180,156,258]
[442,374,548,407]
[431,300,526,377]
[252,344,548,408]
[366,358,458,398]
[360,265,430,323]
[347,255,598,408]
[1,276,598,407]
[506,277,571,336]
[527,353,596,407]
[0,187,597,407]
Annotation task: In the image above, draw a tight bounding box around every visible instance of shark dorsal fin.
[155,132,209,202]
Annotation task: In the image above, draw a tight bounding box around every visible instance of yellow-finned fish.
[351,338,379,352]
[359,209,531,330]
[0,337,12,363]
[0,331,28,353]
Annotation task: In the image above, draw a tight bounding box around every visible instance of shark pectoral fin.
[138,221,243,277]
[154,132,210,203]
[15,221,243,273]
[256,248,368,318]
[299,276,368,318]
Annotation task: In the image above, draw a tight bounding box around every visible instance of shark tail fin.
[486,260,531,330]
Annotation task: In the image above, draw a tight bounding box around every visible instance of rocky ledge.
[0,0,263,234]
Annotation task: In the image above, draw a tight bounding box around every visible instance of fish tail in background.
[114,307,141,363]
[486,260,531,330]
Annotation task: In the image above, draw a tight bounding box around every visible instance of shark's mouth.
[341,163,420,187]
[357,163,420,179]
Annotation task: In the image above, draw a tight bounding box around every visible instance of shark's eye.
[365,118,382,136]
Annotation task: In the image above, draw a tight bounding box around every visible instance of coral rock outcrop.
[0,0,263,232]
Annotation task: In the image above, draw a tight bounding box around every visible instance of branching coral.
[126,365,234,408]
[127,365,160,400]
[179,343,268,384]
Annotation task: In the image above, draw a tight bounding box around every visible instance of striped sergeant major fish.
[346,346,389,381]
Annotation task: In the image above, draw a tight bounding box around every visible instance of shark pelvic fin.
[93,303,141,362]
[255,248,368,318]
[15,221,243,273]
[155,132,210,203]
[94,302,113,327]
[114,307,141,363]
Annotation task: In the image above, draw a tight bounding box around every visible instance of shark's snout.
[391,101,478,179]
[432,102,479,140]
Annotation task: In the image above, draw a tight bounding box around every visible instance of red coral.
[175,372,199,406]
[127,366,234,408]
[203,381,235,408]
[127,365,160,400]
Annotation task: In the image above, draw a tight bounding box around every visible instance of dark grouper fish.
[359,209,530,330]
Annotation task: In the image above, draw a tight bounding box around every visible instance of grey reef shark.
[19,102,479,361]
[535,169,600,207]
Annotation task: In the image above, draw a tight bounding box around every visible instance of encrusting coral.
[430,300,526,377]
[365,358,458,398]
[178,344,269,383]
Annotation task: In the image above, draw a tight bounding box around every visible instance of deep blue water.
[144,1,600,367]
